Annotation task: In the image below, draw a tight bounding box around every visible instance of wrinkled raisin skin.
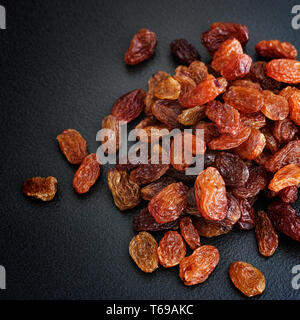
[256,40,297,60]
[215,152,249,187]
[148,182,188,224]
[265,59,300,84]
[179,245,220,286]
[22,176,58,201]
[278,186,298,203]
[229,261,266,297]
[73,154,101,194]
[125,29,157,65]
[267,202,300,242]
[157,231,186,268]
[111,89,145,123]
[237,198,256,230]
[108,168,141,211]
[255,210,278,257]
[57,129,87,165]
[170,39,200,65]
[129,232,159,273]
[194,167,227,221]
[141,176,176,201]
[180,217,201,250]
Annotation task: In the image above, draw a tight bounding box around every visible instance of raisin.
[192,217,230,238]
[267,201,300,242]
[175,65,190,77]
[145,71,170,116]
[278,186,298,203]
[250,61,281,91]
[170,39,200,65]
[205,101,241,136]
[265,140,300,172]
[240,112,266,129]
[265,59,300,84]
[194,121,220,144]
[187,61,208,84]
[268,164,300,192]
[272,118,297,144]
[173,75,197,99]
[261,126,279,154]
[235,128,266,160]
[232,166,269,199]
[154,76,181,100]
[73,154,101,194]
[223,86,264,113]
[237,198,256,230]
[224,192,242,227]
[148,182,188,224]
[208,123,251,150]
[133,208,180,232]
[157,231,186,268]
[231,79,262,91]
[57,129,87,164]
[177,105,206,126]
[101,115,121,154]
[220,54,252,81]
[141,176,176,201]
[22,176,58,201]
[111,89,145,123]
[151,100,182,128]
[256,40,297,60]
[130,163,170,186]
[229,261,266,297]
[179,75,227,108]
[211,38,243,72]
[108,168,141,211]
[125,29,157,65]
[194,167,227,221]
[288,91,300,125]
[129,232,159,273]
[179,245,220,286]
[201,22,249,54]
[180,217,201,250]
[255,210,279,257]
[261,90,289,120]
[215,152,249,187]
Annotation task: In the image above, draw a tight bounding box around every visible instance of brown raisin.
[57,129,87,164]
[129,232,159,273]
[170,39,200,65]
[180,217,201,250]
[73,154,101,194]
[22,176,58,201]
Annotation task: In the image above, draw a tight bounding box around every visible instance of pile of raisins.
[23,23,300,298]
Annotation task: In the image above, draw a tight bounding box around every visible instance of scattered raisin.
[23,176,58,201]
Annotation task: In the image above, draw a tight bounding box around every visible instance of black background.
[0,0,300,300]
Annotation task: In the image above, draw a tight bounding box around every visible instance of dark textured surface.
[0,0,300,300]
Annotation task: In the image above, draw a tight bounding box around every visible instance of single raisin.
[265,59,300,84]
[108,168,141,211]
[73,154,101,194]
[22,176,58,201]
[268,164,300,192]
[255,210,279,257]
[129,232,159,273]
[180,217,201,250]
[157,231,186,268]
[256,40,297,60]
[57,129,87,164]
[229,261,266,297]
[170,39,200,65]
[179,245,220,285]
[125,29,157,65]
[194,167,227,221]
[148,182,188,224]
